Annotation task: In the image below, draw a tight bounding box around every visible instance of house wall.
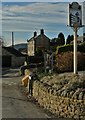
[11,56,25,67]
[2,48,11,56]
[35,35,50,51]
[27,30,50,56]
[27,40,35,56]
[2,48,25,67]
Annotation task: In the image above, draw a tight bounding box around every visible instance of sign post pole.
[74,25,78,74]
[68,2,83,74]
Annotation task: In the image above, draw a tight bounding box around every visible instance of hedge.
[56,43,85,55]
[78,42,85,53]
[56,44,73,54]
[56,52,85,72]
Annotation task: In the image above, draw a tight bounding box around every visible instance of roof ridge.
[27,33,50,42]
[3,46,25,57]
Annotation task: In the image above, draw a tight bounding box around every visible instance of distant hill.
[9,43,27,53]
[13,43,27,50]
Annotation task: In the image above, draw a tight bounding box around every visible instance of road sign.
[69,2,82,27]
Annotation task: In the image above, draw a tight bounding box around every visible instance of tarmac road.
[2,68,51,119]
[2,68,83,119]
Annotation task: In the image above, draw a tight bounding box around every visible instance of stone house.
[70,36,84,45]
[27,29,50,56]
[2,46,26,67]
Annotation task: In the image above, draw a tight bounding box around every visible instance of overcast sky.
[1,1,85,46]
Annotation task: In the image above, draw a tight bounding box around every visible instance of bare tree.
[0,36,7,46]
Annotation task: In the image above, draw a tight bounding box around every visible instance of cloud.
[2,2,68,15]
[2,2,69,32]
[2,0,84,2]
[2,1,84,45]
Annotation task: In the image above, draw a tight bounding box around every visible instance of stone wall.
[32,77,85,119]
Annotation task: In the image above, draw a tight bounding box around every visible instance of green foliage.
[58,32,65,45]
[56,52,73,72]
[56,44,73,54]
[50,46,56,52]
[78,42,85,53]
[51,38,57,42]
[66,35,71,44]
[56,52,85,72]
[66,35,74,44]
[51,37,64,46]
[56,42,85,55]
[80,41,85,45]
[66,34,79,45]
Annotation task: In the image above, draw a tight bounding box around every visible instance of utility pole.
[12,32,14,48]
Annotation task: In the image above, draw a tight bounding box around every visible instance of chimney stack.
[40,29,44,35]
[12,32,14,48]
[34,31,37,37]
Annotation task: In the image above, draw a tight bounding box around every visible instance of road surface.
[2,68,51,119]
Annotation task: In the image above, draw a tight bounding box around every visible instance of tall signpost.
[68,2,82,74]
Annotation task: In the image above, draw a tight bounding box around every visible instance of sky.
[1,1,85,46]
[1,0,85,2]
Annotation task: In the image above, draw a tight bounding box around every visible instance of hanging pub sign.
[69,2,82,27]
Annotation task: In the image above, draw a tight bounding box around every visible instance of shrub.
[56,43,85,55]
[77,52,85,70]
[78,42,85,53]
[56,52,85,72]
[56,52,73,72]
[56,44,73,55]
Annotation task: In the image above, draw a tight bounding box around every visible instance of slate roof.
[27,36,36,42]
[2,46,26,57]
[27,33,50,42]
[36,34,50,41]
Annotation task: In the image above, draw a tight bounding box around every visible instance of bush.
[77,52,85,70]
[56,43,85,55]
[56,52,73,72]
[56,52,85,72]
[78,42,85,53]
[56,44,73,55]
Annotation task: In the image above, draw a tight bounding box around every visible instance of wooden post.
[44,52,47,73]
[51,53,53,73]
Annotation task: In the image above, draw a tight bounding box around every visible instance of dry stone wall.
[32,74,85,119]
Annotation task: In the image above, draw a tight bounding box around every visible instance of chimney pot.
[34,31,37,37]
[41,29,44,35]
